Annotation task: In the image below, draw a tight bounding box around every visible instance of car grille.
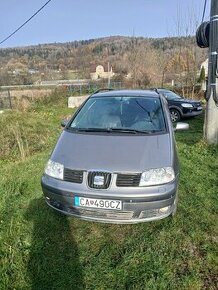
[68,207,134,220]
[63,169,142,187]
[47,199,169,221]
[116,173,141,187]
[88,171,111,189]
[64,168,83,184]
[193,102,201,108]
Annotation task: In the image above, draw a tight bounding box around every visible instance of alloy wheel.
[170,109,180,122]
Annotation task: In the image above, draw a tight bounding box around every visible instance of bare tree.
[168,1,206,97]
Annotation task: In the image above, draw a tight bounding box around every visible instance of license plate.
[197,106,202,110]
[74,196,122,210]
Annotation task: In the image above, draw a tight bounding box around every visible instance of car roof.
[90,89,160,98]
[157,89,172,92]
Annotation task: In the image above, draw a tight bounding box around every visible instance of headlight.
[181,103,193,108]
[44,159,64,180]
[139,167,175,186]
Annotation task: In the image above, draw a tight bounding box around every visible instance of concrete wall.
[68,95,89,108]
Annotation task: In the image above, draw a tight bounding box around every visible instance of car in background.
[41,89,189,224]
[156,89,203,122]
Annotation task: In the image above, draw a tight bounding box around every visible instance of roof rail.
[148,87,159,94]
[153,88,159,94]
[90,88,114,96]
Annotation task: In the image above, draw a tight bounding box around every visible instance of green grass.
[0,104,217,290]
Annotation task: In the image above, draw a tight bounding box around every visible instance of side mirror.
[175,122,189,131]
[61,120,68,128]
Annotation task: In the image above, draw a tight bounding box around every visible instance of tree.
[198,66,206,83]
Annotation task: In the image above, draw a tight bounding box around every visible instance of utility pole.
[204,0,218,144]
[7,89,12,109]
[107,61,111,88]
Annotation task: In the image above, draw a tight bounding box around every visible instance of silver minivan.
[41,89,188,223]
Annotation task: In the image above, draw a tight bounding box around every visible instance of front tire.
[170,109,181,122]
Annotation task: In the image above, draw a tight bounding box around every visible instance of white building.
[90,65,114,81]
[200,59,208,77]
[200,59,208,91]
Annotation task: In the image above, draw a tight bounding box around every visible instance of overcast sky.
[0,0,211,48]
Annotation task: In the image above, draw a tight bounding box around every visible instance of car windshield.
[161,91,181,100]
[69,96,166,133]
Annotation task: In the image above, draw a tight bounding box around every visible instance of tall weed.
[10,123,29,160]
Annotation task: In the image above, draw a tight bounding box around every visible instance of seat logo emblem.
[94,175,104,186]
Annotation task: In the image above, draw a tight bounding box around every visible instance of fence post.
[8,90,12,109]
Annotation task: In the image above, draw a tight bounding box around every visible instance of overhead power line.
[201,0,208,23]
[0,0,53,45]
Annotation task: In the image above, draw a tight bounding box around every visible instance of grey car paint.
[41,90,180,223]
[52,132,174,173]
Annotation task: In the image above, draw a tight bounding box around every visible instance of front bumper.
[41,175,178,224]
[182,109,203,118]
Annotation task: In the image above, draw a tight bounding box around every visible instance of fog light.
[159,206,170,213]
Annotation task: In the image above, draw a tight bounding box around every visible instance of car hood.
[173,98,201,104]
[51,131,172,172]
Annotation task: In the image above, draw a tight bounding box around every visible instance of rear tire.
[170,109,181,122]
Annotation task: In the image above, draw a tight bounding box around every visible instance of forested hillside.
[0,36,207,94]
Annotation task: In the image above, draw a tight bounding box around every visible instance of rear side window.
[161,91,181,100]
[70,96,166,133]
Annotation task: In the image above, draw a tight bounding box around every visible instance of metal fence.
[67,81,123,96]
[0,81,123,110]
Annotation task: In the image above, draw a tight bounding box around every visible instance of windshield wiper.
[71,127,112,132]
[109,128,153,134]
[70,127,157,134]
